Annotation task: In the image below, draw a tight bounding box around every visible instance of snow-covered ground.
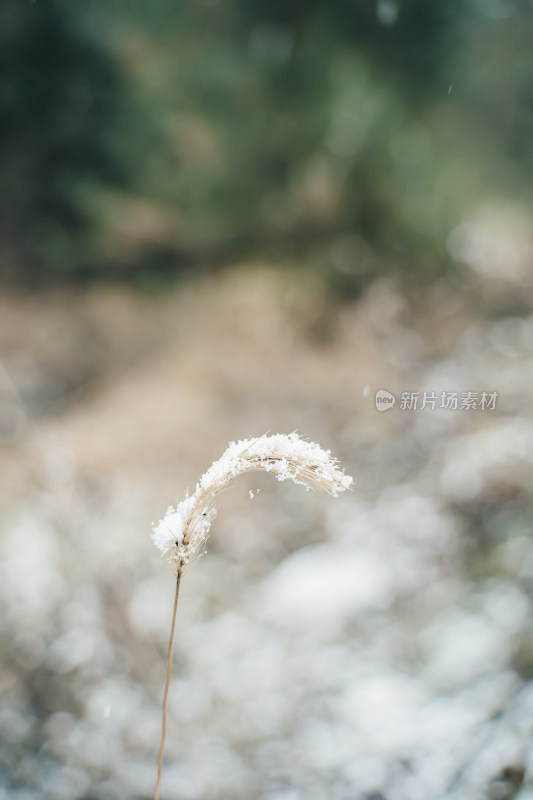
[1,269,532,799]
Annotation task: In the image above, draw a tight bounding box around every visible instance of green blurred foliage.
[1,0,532,288]
[0,0,154,280]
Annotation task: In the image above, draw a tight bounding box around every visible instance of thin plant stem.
[154,572,181,800]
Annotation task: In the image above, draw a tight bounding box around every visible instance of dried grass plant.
[151,433,352,800]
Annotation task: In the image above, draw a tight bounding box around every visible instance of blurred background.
[1,1,533,798]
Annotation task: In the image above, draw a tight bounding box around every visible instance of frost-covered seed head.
[152,433,353,575]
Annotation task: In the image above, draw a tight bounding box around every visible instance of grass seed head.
[152,433,353,575]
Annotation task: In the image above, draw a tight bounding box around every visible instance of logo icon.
[375,389,396,411]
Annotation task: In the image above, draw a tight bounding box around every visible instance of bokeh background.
[1,1,533,798]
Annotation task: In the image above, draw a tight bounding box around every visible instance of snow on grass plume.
[152,432,353,576]
[151,433,352,800]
